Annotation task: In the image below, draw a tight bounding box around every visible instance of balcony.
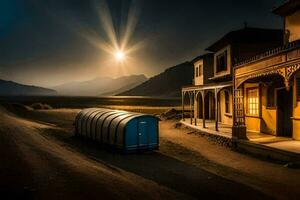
[234,40,300,88]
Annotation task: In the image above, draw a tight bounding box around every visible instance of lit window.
[247,88,259,116]
[225,91,230,113]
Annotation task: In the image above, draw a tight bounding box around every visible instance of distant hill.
[0,79,57,96]
[118,62,193,97]
[53,74,147,96]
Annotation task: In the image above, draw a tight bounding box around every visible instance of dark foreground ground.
[0,105,299,200]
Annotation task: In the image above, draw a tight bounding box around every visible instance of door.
[138,120,149,147]
[277,88,293,137]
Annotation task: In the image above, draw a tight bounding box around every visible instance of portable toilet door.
[137,119,149,148]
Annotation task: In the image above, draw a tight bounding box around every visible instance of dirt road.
[0,107,281,199]
[0,109,188,200]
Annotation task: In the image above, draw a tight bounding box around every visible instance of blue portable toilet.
[75,108,159,152]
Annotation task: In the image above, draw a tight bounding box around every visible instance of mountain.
[53,74,147,96]
[100,79,145,96]
[0,79,57,96]
[118,62,193,97]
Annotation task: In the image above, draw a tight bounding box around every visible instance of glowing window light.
[247,88,259,116]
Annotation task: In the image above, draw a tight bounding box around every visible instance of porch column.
[189,92,193,124]
[215,88,219,131]
[232,86,247,140]
[182,91,185,121]
[194,91,197,126]
[201,90,206,128]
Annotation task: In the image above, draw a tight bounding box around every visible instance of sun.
[115,51,125,61]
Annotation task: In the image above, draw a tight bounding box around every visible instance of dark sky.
[0,0,284,87]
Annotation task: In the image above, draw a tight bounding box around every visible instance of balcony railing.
[235,40,300,67]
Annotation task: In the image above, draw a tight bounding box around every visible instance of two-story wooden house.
[182,27,283,132]
[233,0,300,140]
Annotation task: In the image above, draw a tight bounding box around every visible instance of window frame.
[198,64,202,76]
[216,50,228,73]
[246,87,260,117]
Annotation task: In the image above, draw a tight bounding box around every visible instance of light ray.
[120,0,141,51]
[94,0,119,50]
[92,0,143,60]
[50,0,145,77]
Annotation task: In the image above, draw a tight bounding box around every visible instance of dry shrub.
[30,103,52,110]
[42,104,52,110]
[9,103,32,112]
[160,108,181,120]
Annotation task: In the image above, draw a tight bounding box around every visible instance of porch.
[181,81,233,132]
[181,118,300,155]
[233,40,300,140]
[181,118,232,138]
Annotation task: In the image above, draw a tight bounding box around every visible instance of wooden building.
[233,0,300,140]
[182,27,283,132]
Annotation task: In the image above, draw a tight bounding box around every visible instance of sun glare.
[72,0,142,73]
[115,51,125,61]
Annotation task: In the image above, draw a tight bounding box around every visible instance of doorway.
[205,92,215,120]
[197,94,203,119]
[277,88,293,137]
[138,120,149,147]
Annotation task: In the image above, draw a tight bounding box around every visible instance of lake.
[0,96,181,109]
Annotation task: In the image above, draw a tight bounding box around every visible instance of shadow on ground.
[43,127,271,200]
[3,106,271,199]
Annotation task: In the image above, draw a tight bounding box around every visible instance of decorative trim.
[235,62,300,89]
[235,40,300,68]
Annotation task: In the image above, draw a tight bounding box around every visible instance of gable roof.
[190,53,213,64]
[205,27,283,52]
[273,0,300,17]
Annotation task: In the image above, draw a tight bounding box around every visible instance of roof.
[75,108,157,138]
[182,81,232,92]
[75,108,159,150]
[190,53,213,64]
[273,0,300,16]
[206,27,283,52]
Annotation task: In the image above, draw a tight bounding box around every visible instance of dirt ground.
[0,106,299,200]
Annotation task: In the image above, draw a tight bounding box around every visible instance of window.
[224,91,230,113]
[195,67,199,77]
[297,78,300,101]
[198,64,202,76]
[246,88,259,116]
[216,50,227,73]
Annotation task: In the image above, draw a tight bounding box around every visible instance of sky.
[0,0,284,87]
